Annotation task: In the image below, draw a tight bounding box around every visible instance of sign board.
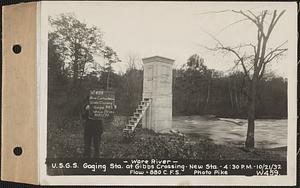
[88,90,115,120]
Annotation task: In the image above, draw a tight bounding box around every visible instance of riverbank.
[47,116,286,160]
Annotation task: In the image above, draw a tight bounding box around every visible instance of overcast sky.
[44,1,295,77]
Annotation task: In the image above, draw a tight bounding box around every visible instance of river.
[172,116,287,149]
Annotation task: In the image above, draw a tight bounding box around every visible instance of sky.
[44,1,295,77]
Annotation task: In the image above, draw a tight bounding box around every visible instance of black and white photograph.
[39,1,297,186]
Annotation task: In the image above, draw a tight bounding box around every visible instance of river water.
[172,116,287,149]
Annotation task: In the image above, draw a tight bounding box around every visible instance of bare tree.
[208,10,287,150]
[123,55,143,116]
[126,54,143,70]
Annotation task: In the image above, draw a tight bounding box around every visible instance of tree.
[122,55,143,115]
[48,33,66,84]
[49,13,104,90]
[209,10,287,149]
[186,54,213,114]
[227,71,248,117]
[48,32,68,107]
[126,54,143,70]
[186,54,205,70]
[102,46,121,90]
[174,54,213,114]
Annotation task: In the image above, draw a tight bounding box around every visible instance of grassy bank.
[47,116,286,160]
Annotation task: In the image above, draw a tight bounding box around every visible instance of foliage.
[173,54,287,118]
[48,13,121,115]
[102,46,121,90]
[49,13,104,83]
[174,54,213,115]
[49,46,287,118]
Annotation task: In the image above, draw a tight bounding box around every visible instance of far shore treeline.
[48,13,287,121]
[48,55,287,119]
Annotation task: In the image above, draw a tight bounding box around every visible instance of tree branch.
[234,10,266,38]
[258,63,267,80]
[265,48,287,64]
[272,10,286,30]
[266,10,286,39]
[264,40,288,63]
[218,46,250,79]
[217,18,248,34]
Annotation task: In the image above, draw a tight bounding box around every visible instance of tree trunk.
[196,93,201,114]
[73,43,79,89]
[235,90,239,112]
[229,84,234,111]
[245,79,257,149]
[106,71,111,90]
[204,81,211,114]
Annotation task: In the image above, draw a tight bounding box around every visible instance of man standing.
[81,98,104,158]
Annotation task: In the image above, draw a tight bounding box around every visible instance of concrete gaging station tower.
[142,56,174,132]
[123,56,174,135]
